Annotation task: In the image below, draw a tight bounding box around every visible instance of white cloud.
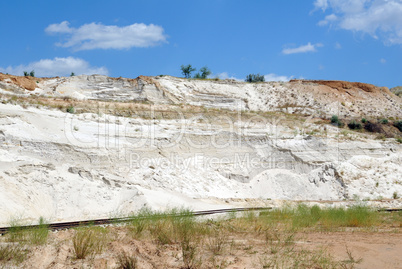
[335,42,342,49]
[46,21,73,34]
[215,72,242,81]
[318,13,338,26]
[314,0,402,45]
[282,42,323,54]
[314,0,329,11]
[380,58,386,63]
[0,57,108,77]
[314,0,370,13]
[46,21,167,51]
[264,73,293,82]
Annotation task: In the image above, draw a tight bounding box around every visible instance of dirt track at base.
[304,231,402,269]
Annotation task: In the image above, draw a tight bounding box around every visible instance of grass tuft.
[0,244,28,265]
[116,251,138,269]
[28,217,49,245]
[72,226,108,259]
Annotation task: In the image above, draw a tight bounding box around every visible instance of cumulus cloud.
[318,13,338,26]
[215,72,242,81]
[314,0,402,45]
[46,21,73,34]
[264,73,293,82]
[0,57,108,77]
[282,42,323,54]
[45,21,167,51]
[380,58,386,64]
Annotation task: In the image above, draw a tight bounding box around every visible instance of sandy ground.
[3,224,399,269]
[304,231,402,269]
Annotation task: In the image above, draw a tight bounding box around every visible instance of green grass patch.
[257,204,378,230]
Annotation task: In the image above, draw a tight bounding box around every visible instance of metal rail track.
[0,207,271,235]
[0,206,400,235]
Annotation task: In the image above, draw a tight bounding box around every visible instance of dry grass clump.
[128,208,203,268]
[7,217,49,245]
[116,251,138,269]
[72,226,108,259]
[0,217,49,266]
[0,243,28,265]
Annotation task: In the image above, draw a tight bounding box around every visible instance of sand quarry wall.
[0,74,401,225]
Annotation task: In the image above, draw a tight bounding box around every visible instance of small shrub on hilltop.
[180,64,196,79]
[245,73,265,83]
[194,66,211,79]
[361,118,367,123]
[23,70,35,77]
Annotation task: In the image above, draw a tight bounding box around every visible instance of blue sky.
[1,0,402,88]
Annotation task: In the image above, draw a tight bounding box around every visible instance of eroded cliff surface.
[0,74,401,225]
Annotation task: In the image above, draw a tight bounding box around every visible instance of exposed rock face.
[1,74,400,118]
[0,73,38,91]
[0,74,401,225]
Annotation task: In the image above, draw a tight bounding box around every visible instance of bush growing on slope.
[364,121,383,133]
[330,115,344,127]
[66,106,75,114]
[394,121,402,132]
[379,118,389,124]
[348,120,362,130]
